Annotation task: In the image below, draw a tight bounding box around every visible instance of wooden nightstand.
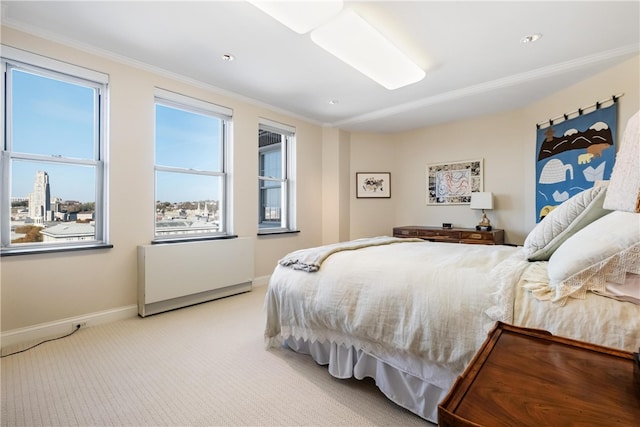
[393,226,504,245]
[438,322,640,426]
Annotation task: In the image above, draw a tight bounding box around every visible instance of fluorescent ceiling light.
[249,0,343,34]
[310,9,425,90]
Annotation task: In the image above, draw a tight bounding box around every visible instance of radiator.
[137,237,254,317]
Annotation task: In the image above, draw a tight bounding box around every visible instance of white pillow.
[603,110,640,213]
[524,183,611,261]
[547,211,640,304]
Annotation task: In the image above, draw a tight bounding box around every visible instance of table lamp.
[470,192,493,231]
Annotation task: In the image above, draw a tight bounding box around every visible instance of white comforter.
[265,240,529,376]
[513,261,640,352]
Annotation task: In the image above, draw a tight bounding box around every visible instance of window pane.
[259,130,282,178]
[155,104,221,171]
[258,123,292,231]
[260,149,281,179]
[10,69,96,159]
[155,171,222,236]
[259,178,281,228]
[10,160,96,245]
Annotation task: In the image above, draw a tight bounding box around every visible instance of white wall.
[0,27,325,332]
[2,24,638,334]
[321,127,351,244]
[348,133,400,238]
[349,55,639,245]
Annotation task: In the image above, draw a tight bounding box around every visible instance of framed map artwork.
[426,159,483,205]
[356,172,391,198]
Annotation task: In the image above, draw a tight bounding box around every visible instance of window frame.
[0,46,110,256]
[257,118,297,235]
[153,88,233,243]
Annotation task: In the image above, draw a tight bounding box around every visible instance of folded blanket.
[278,236,422,272]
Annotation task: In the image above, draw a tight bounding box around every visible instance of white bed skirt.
[285,337,453,424]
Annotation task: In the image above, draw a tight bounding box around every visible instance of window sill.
[1,243,114,257]
[257,229,300,237]
[151,235,239,245]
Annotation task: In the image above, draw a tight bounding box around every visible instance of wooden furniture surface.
[438,322,640,427]
[393,226,504,245]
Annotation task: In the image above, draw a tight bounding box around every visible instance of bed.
[264,112,640,424]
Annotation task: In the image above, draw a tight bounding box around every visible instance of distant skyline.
[11,68,223,203]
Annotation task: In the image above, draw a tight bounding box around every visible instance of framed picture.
[426,159,483,205]
[356,172,391,198]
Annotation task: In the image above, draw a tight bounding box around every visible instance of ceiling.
[1,1,639,134]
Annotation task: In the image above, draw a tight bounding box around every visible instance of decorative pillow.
[603,110,640,213]
[523,183,611,261]
[547,211,640,304]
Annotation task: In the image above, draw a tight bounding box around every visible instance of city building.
[27,170,51,224]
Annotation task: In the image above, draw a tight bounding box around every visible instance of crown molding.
[332,44,639,129]
[0,20,322,127]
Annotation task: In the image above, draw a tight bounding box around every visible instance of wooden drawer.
[460,229,503,245]
[393,226,504,245]
[419,230,461,241]
[393,228,419,237]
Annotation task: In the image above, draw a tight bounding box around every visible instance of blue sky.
[11,70,95,201]
[155,105,223,203]
[11,69,222,204]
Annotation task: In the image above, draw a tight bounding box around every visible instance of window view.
[258,120,295,232]
[154,90,230,240]
[1,52,108,253]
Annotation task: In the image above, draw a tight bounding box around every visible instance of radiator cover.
[137,238,254,317]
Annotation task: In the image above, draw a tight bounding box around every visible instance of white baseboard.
[1,305,138,350]
[252,275,271,287]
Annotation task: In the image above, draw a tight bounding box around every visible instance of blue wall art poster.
[535,103,617,222]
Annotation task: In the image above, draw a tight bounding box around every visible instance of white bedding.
[514,260,640,352]
[277,235,421,272]
[265,240,529,376]
[264,238,640,423]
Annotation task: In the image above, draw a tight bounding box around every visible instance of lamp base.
[476,211,492,231]
[476,225,493,231]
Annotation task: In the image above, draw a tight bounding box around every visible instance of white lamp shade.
[470,192,493,210]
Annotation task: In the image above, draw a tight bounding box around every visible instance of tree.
[12,225,43,243]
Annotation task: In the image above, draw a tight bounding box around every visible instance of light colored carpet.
[1,286,433,426]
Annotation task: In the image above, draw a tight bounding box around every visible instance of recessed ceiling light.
[222,54,235,61]
[521,33,542,44]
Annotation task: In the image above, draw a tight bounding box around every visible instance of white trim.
[252,275,271,287]
[155,87,232,118]
[259,118,295,136]
[0,22,321,126]
[331,44,640,129]
[0,305,138,350]
[1,44,109,83]
[1,49,110,252]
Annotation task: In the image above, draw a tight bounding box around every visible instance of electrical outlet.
[72,322,87,331]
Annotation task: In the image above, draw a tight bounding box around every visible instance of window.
[154,89,231,241]
[1,47,109,255]
[258,119,296,233]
